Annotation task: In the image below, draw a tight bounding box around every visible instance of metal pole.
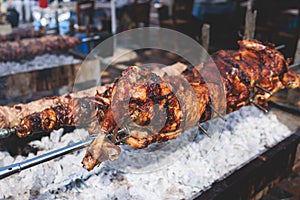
[0,139,92,180]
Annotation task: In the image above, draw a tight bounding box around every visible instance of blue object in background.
[75,33,89,54]
[33,10,72,35]
[32,8,111,54]
[192,1,236,20]
[59,20,70,35]
[34,19,70,35]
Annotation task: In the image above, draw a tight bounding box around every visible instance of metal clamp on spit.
[0,128,16,139]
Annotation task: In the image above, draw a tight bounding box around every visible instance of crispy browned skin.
[109,66,208,148]
[9,40,300,171]
[209,40,299,112]
[15,98,97,137]
[0,85,109,129]
[82,66,209,170]
[0,35,81,61]
[15,87,113,137]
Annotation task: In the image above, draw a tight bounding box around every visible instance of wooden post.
[0,1,2,23]
[0,1,4,24]
[55,11,59,35]
[293,38,300,64]
[85,15,91,52]
[202,23,210,51]
[244,9,257,39]
[244,0,257,40]
[201,23,210,62]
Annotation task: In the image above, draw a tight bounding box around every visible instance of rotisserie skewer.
[0,139,92,179]
[0,40,299,172]
[0,128,129,180]
[0,35,81,61]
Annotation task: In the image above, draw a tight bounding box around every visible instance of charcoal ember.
[50,128,64,143]
[0,108,293,199]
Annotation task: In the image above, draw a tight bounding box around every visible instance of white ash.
[0,106,292,199]
[0,54,81,77]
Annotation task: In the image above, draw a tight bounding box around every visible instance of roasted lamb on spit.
[0,40,299,171]
[0,35,81,61]
[0,27,40,42]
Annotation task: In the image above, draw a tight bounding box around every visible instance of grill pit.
[0,106,298,199]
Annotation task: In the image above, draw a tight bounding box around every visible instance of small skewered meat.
[0,35,81,61]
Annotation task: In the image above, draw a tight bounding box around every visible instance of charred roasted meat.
[15,98,96,137]
[0,85,109,130]
[207,40,299,112]
[0,35,81,61]
[1,40,299,170]
[0,27,40,42]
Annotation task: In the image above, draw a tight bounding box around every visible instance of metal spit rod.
[288,62,300,69]
[0,128,128,180]
[275,44,285,50]
[81,35,101,43]
[0,139,92,180]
